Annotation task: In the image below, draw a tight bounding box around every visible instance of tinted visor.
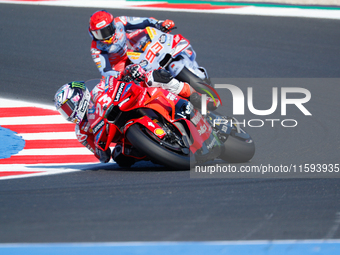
[58,88,83,121]
[92,23,116,40]
[59,99,76,121]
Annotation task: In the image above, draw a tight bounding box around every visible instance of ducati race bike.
[85,76,255,170]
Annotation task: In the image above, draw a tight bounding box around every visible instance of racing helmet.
[54,81,91,124]
[89,10,116,43]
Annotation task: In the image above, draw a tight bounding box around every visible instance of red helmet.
[89,10,116,41]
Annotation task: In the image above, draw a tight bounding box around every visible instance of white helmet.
[54,81,91,124]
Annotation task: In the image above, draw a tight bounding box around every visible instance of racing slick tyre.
[125,124,191,170]
[219,135,255,163]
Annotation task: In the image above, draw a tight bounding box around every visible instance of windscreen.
[127,29,152,53]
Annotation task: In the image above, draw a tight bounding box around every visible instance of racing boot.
[112,143,145,168]
[146,69,193,98]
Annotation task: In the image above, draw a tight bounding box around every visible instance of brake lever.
[166,26,177,33]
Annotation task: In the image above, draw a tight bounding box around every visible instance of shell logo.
[154,128,165,136]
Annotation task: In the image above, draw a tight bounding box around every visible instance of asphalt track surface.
[0,4,340,243]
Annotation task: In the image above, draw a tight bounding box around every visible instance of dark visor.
[92,23,116,40]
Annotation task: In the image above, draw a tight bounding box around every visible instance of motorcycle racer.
[54,66,194,164]
[89,10,175,78]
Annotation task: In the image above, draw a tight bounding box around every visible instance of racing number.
[96,94,112,117]
[145,42,163,64]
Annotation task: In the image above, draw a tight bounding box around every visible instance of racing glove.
[156,19,175,32]
[122,64,146,82]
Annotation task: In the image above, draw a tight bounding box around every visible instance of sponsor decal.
[104,77,115,93]
[150,88,157,96]
[154,128,165,136]
[206,137,217,150]
[96,21,106,28]
[88,114,95,120]
[114,82,125,102]
[78,98,88,116]
[185,102,193,115]
[104,76,110,92]
[91,49,100,59]
[92,119,104,134]
[148,121,155,128]
[81,121,91,132]
[159,34,167,44]
[191,111,202,126]
[70,81,85,89]
[139,90,146,103]
[146,27,157,39]
[198,124,207,136]
[140,59,148,67]
[169,62,179,74]
[76,133,88,143]
[174,34,181,43]
[88,100,95,114]
[127,52,141,60]
[166,93,177,101]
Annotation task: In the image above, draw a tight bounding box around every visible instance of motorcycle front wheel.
[125,124,191,170]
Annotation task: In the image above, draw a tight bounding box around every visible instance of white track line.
[17,147,93,156]
[0,115,68,125]
[19,132,76,140]
[0,97,55,109]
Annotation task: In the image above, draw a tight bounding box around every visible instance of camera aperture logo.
[201,84,312,128]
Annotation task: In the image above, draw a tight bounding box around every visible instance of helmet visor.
[92,23,116,40]
[58,87,83,122]
[59,99,76,122]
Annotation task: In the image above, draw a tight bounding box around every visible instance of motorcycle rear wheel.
[219,135,255,163]
[126,124,191,170]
